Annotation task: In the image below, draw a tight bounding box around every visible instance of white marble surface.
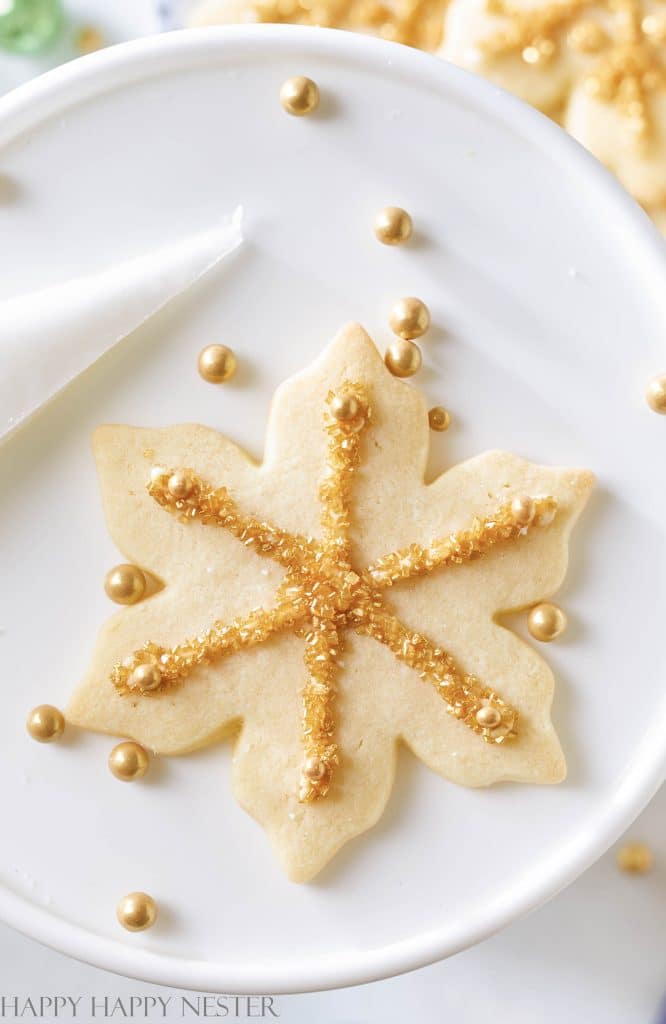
[0,787,663,1022]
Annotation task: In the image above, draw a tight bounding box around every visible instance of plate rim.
[1,23,665,995]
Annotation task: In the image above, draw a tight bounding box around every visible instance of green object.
[0,0,64,55]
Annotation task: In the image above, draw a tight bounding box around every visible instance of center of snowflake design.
[111,384,558,802]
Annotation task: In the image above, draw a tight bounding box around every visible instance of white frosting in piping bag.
[0,206,243,445]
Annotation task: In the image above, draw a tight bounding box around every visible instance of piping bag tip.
[0,207,244,445]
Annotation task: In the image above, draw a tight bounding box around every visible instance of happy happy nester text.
[0,997,279,1019]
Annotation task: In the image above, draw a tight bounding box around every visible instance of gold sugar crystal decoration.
[111,385,559,802]
[481,0,597,63]
[481,0,666,143]
[252,0,448,50]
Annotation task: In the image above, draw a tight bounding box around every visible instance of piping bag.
[0,206,243,445]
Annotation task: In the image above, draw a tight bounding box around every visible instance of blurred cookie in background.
[188,0,447,50]
[185,0,666,231]
[441,0,666,231]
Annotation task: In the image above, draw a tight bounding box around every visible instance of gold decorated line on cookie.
[480,0,666,143]
[365,495,556,587]
[110,388,559,802]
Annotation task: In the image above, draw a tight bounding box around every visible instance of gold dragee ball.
[167,471,193,500]
[280,76,320,116]
[389,297,430,340]
[109,741,149,782]
[26,705,65,743]
[528,602,567,642]
[511,495,536,526]
[104,564,146,606]
[374,207,413,246]
[428,406,451,432]
[385,340,422,378]
[75,25,105,54]
[117,892,158,932]
[129,662,162,693]
[476,705,502,729]
[646,374,666,413]
[197,344,237,384]
[330,393,361,422]
[617,841,654,874]
[303,756,326,780]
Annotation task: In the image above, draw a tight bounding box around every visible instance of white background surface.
[0,3,664,1016]
[0,786,663,1022]
[0,1,159,92]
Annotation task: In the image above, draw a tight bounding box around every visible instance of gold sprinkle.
[476,704,502,729]
[330,392,362,422]
[385,340,422,378]
[481,0,593,62]
[527,602,567,641]
[522,44,541,62]
[26,705,65,743]
[104,564,146,606]
[76,25,105,54]
[168,471,194,500]
[374,206,413,246]
[568,20,608,52]
[116,892,157,931]
[510,494,536,526]
[428,406,451,431]
[198,344,237,383]
[617,841,654,873]
[646,373,666,413]
[642,13,666,42]
[389,296,430,340]
[280,76,320,116]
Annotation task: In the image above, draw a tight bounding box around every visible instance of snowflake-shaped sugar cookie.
[67,324,593,882]
[441,0,666,229]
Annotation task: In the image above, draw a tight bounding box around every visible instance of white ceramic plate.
[0,26,664,994]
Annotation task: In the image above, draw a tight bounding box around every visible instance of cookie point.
[324,323,385,375]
